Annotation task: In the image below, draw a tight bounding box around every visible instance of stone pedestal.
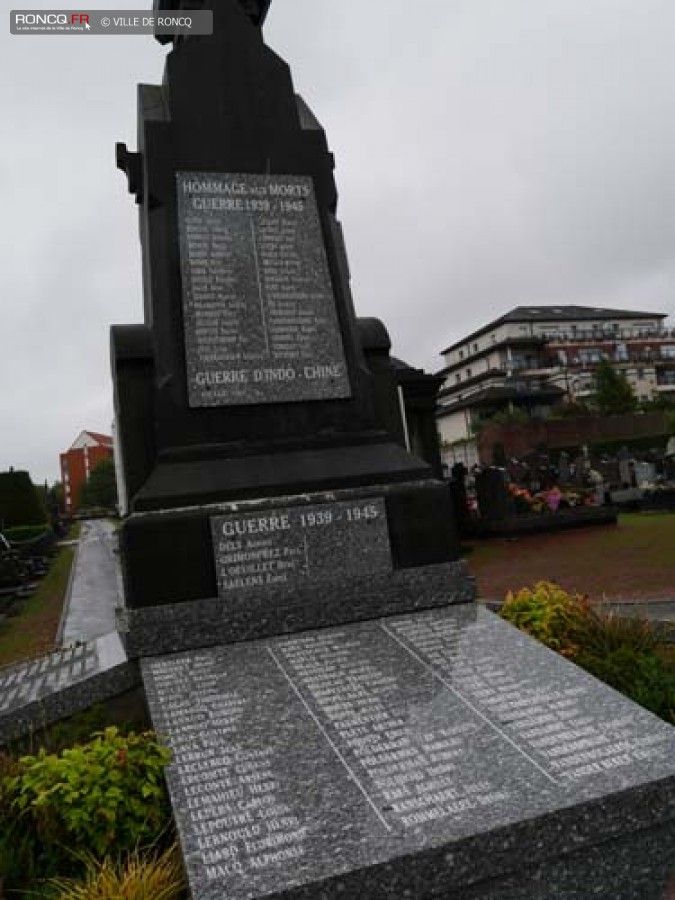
[113,0,473,653]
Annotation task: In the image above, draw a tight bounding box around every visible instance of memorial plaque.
[177,172,351,407]
[142,606,675,900]
[210,497,391,596]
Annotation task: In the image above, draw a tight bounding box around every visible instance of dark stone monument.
[474,467,513,521]
[558,450,571,484]
[113,0,473,656]
[449,461,470,535]
[0,2,670,897]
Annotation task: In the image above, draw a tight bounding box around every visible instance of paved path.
[61,519,123,645]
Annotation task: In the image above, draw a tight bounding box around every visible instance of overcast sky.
[2,0,674,484]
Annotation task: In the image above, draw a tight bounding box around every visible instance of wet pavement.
[60,519,123,645]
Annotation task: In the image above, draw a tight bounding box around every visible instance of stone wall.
[478,411,671,462]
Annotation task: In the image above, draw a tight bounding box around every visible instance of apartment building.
[59,430,114,514]
[436,306,675,444]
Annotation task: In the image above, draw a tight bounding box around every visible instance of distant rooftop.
[85,431,113,447]
[67,431,113,451]
[441,305,666,354]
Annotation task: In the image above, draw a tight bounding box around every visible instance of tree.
[0,470,47,528]
[593,359,637,415]
[80,458,118,510]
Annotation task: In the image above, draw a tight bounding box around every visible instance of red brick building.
[59,431,114,514]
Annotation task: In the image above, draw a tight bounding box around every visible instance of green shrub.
[500,582,675,725]
[0,751,44,888]
[581,606,658,657]
[575,646,675,724]
[4,727,172,860]
[0,470,47,527]
[500,581,591,656]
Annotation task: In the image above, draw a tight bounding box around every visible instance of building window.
[473,343,478,352]
[466,368,472,378]
[578,348,603,364]
[455,374,461,383]
[637,368,644,379]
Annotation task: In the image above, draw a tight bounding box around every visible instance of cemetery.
[2,1,675,897]
[0,472,68,659]
[447,431,675,537]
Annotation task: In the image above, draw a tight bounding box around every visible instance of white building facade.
[436,306,675,447]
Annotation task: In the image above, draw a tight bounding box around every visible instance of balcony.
[656,373,675,389]
[546,327,675,343]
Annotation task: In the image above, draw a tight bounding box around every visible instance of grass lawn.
[465,513,675,603]
[66,520,82,540]
[0,546,75,668]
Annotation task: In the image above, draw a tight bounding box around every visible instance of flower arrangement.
[507,483,596,515]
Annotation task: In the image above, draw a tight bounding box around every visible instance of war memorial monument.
[2,1,675,897]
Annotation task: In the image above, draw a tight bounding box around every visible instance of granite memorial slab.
[177,172,351,407]
[142,605,675,899]
[0,631,138,746]
[210,497,391,596]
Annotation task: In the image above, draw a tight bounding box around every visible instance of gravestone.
[557,450,570,484]
[112,0,473,657]
[634,461,656,487]
[474,468,513,520]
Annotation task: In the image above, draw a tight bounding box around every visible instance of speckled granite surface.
[142,605,675,899]
[121,561,475,658]
[0,632,139,746]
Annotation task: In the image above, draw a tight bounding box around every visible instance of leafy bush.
[0,470,47,527]
[500,582,675,724]
[4,727,172,860]
[575,646,675,724]
[46,844,186,899]
[500,581,591,656]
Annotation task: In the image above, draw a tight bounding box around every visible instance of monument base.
[117,480,473,657]
[119,560,474,657]
[142,604,675,900]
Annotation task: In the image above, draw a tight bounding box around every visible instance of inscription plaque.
[210,498,391,595]
[142,606,675,900]
[177,172,351,407]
